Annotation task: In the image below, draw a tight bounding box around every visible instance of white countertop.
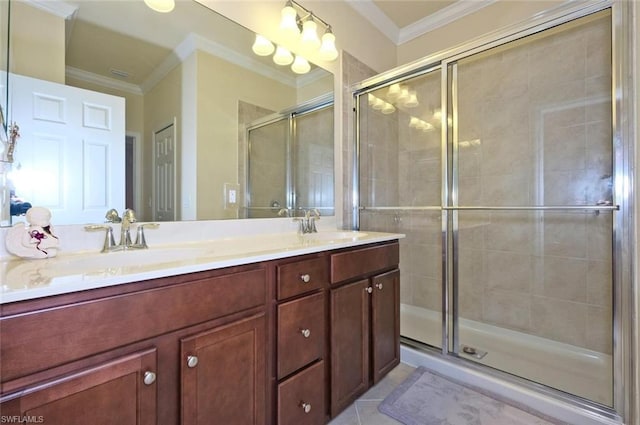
[0,230,403,304]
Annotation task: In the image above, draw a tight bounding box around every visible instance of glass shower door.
[357,68,444,349]
[452,10,614,405]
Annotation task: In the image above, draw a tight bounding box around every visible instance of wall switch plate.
[224,183,240,210]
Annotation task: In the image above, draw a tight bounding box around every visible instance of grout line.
[354,401,363,425]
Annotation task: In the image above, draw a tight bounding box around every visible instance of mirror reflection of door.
[153,122,176,221]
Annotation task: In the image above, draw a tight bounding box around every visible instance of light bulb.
[144,0,174,13]
[300,19,321,51]
[291,55,311,74]
[387,84,401,101]
[318,30,338,61]
[280,2,300,39]
[397,87,410,103]
[381,103,396,115]
[273,46,294,66]
[252,34,275,56]
[372,98,385,111]
[404,90,419,108]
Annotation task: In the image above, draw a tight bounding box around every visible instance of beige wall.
[195,50,296,220]
[9,2,65,83]
[143,63,183,221]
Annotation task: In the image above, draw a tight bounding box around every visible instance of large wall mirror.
[0,0,334,226]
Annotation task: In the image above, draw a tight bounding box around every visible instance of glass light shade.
[144,0,174,13]
[300,19,321,51]
[291,55,311,74]
[280,5,300,39]
[368,94,377,106]
[409,117,420,128]
[397,87,410,103]
[252,35,275,56]
[381,103,396,115]
[318,31,338,61]
[404,90,419,108]
[372,98,385,111]
[273,46,294,65]
[387,84,401,101]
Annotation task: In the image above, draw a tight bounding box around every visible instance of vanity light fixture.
[144,0,174,13]
[277,0,338,61]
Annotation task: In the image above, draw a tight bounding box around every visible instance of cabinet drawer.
[277,292,325,379]
[1,267,266,382]
[330,242,399,284]
[278,360,325,425]
[277,257,328,300]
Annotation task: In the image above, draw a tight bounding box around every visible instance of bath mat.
[378,367,564,425]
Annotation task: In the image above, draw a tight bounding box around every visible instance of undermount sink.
[59,246,214,271]
[303,231,369,242]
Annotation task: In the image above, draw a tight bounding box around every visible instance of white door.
[8,73,125,224]
[153,122,176,221]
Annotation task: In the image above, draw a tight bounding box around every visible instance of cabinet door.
[181,314,266,425]
[1,348,157,425]
[330,279,370,417]
[371,270,400,385]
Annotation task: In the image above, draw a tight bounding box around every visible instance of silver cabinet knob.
[187,355,199,368]
[143,371,156,385]
[299,274,311,283]
[366,287,373,294]
[300,402,311,414]
[376,283,383,290]
[300,328,311,338]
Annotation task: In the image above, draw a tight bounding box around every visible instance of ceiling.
[346,0,495,45]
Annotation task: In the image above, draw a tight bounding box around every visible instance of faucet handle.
[85,224,116,252]
[122,209,137,223]
[133,223,160,248]
[105,209,121,223]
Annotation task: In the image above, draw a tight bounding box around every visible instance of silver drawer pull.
[365,287,373,294]
[187,355,199,368]
[376,283,383,290]
[301,328,311,338]
[143,371,156,385]
[299,274,311,283]
[300,402,312,413]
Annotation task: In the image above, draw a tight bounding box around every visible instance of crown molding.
[23,0,77,19]
[345,0,401,44]
[347,0,497,46]
[398,0,497,44]
[65,66,144,96]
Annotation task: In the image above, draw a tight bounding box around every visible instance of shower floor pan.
[400,303,612,406]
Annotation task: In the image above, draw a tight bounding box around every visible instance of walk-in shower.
[353,3,634,423]
[242,99,334,218]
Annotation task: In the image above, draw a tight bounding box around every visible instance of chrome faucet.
[294,208,320,234]
[85,209,159,252]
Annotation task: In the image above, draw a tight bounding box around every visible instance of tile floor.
[327,363,416,425]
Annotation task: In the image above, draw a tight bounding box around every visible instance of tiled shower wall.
[356,12,613,354]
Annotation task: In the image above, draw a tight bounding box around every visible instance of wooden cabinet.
[274,255,329,425]
[0,348,157,425]
[329,243,400,417]
[0,239,400,425]
[1,265,268,425]
[181,314,266,425]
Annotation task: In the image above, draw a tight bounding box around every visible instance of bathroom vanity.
[0,231,401,425]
